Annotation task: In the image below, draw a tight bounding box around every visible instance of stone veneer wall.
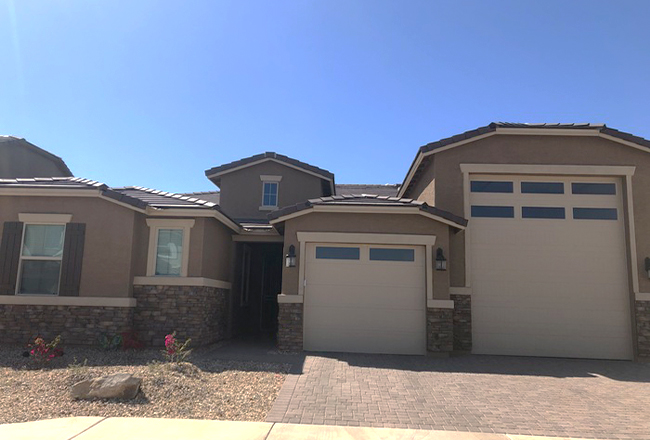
[451,294,472,351]
[133,285,229,347]
[426,307,453,352]
[0,305,134,345]
[277,303,303,351]
[636,300,650,360]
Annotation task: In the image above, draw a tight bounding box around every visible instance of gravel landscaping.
[0,345,291,424]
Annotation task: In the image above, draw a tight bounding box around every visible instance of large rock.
[71,373,142,400]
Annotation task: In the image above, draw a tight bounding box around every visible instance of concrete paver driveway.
[268,354,650,440]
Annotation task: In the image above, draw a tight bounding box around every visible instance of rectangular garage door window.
[315,246,360,260]
[571,183,616,195]
[471,206,515,218]
[470,181,513,193]
[369,248,415,262]
[522,207,566,219]
[573,208,618,220]
[521,182,564,194]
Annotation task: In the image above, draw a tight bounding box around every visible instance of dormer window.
[260,175,282,210]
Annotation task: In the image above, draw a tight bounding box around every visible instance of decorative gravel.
[0,345,290,424]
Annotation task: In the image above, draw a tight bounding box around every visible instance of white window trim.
[260,178,280,210]
[16,215,71,296]
[145,219,195,277]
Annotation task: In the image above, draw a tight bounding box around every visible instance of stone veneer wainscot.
[451,293,472,351]
[0,304,133,345]
[635,300,650,359]
[277,303,303,352]
[133,285,229,347]
[426,307,453,352]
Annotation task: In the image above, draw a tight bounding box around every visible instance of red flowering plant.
[27,335,63,365]
[162,331,192,363]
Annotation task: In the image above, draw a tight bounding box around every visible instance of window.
[146,219,195,277]
[471,205,515,218]
[262,182,278,207]
[155,229,183,276]
[17,224,66,294]
[573,208,618,220]
[470,181,514,193]
[571,182,616,195]
[522,207,566,219]
[260,175,282,209]
[369,248,415,262]
[521,182,564,194]
[315,246,360,260]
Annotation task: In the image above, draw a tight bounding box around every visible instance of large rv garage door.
[469,175,632,360]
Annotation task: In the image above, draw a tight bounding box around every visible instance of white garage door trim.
[465,170,633,359]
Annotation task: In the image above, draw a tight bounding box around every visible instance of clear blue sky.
[1,1,648,193]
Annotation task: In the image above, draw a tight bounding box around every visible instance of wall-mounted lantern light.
[435,247,447,271]
[285,245,296,268]
[645,257,650,279]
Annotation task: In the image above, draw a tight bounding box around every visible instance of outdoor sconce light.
[645,257,650,279]
[285,245,296,268]
[435,247,447,271]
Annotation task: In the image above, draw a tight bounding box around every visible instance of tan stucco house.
[1,123,650,361]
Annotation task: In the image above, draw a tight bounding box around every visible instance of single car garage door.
[303,243,426,355]
[469,175,633,360]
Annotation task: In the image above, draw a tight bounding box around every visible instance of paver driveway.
[268,353,650,440]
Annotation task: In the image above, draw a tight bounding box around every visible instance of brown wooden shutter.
[0,221,24,295]
[59,223,85,297]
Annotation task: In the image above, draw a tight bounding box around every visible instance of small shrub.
[98,333,122,351]
[68,357,90,381]
[121,330,144,350]
[27,335,63,365]
[162,331,192,363]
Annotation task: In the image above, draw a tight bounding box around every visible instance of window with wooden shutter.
[0,222,24,295]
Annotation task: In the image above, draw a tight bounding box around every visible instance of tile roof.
[181,191,220,204]
[0,136,73,177]
[268,194,467,228]
[335,184,400,197]
[401,122,650,196]
[0,178,236,223]
[205,152,335,181]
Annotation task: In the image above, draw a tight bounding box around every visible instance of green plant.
[99,333,123,350]
[162,331,192,363]
[68,357,90,379]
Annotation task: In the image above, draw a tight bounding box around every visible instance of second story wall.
[218,161,328,221]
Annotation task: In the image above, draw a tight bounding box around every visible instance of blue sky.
[1,1,648,193]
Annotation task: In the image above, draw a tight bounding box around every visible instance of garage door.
[469,175,633,360]
[303,243,426,355]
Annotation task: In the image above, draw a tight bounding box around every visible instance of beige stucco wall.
[280,212,453,300]
[407,134,650,292]
[199,217,234,281]
[217,161,327,221]
[0,141,70,178]
[0,196,136,298]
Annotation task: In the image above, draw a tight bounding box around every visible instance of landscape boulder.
[71,373,142,400]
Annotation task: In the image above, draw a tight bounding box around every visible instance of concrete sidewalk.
[0,417,610,440]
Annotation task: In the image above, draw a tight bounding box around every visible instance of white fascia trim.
[277,294,303,304]
[232,235,283,242]
[2,296,136,307]
[0,188,99,197]
[450,287,472,295]
[397,131,498,197]
[494,127,601,137]
[297,232,436,246]
[460,163,636,176]
[145,208,240,232]
[270,205,466,229]
[133,276,232,289]
[427,299,454,309]
[18,213,72,223]
[207,158,333,187]
[260,175,283,182]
